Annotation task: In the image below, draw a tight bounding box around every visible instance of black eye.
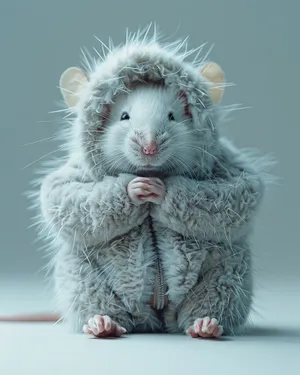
[121,112,130,121]
[168,112,175,121]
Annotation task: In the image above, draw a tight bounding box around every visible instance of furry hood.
[79,42,221,121]
[60,29,226,126]
[59,28,227,178]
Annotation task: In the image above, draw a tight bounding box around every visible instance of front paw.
[140,178,165,204]
[127,177,165,205]
[83,315,127,338]
[186,317,223,339]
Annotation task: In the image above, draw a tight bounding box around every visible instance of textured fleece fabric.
[36,32,268,335]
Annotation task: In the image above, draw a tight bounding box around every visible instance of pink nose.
[142,141,157,155]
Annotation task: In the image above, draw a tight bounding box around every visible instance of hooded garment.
[37,31,268,335]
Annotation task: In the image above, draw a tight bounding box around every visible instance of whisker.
[22,136,58,146]
[21,147,65,171]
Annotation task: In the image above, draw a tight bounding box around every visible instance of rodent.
[1,28,269,338]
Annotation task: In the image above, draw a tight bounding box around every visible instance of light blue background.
[0,0,298,283]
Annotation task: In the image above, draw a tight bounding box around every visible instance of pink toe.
[201,317,211,333]
[97,316,105,333]
[115,325,126,336]
[193,318,203,334]
[207,319,218,334]
[103,316,112,331]
[213,326,223,337]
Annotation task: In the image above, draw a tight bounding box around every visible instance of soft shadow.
[235,326,300,342]
[89,335,127,340]
[86,327,300,342]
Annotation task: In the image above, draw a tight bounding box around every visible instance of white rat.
[1,29,269,339]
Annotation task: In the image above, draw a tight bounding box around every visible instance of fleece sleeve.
[151,141,265,242]
[39,161,149,246]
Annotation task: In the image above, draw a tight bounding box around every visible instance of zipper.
[148,216,166,310]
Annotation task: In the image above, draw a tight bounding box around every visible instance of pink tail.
[0,313,60,322]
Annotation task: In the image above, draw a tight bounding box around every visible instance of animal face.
[99,85,193,173]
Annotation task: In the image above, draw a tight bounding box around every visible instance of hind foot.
[83,315,127,338]
[186,317,223,339]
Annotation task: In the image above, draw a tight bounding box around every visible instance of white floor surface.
[0,275,299,375]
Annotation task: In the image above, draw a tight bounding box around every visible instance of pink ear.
[179,91,192,119]
[97,104,111,132]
